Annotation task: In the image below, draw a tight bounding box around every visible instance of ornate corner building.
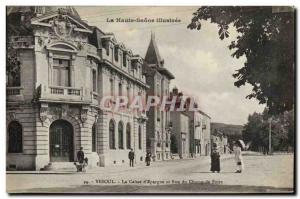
[6,6,148,170]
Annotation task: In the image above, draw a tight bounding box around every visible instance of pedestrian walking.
[128,148,135,167]
[233,140,244,173]
[77,147,84,163]
[210,143,220,173]
[145,152,151,166]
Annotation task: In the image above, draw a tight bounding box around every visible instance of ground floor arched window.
[7,121,23,153]
[170,134,178,153]
[126,123,131,149]
[138,125,142,149]
[92,123,96,152]
[118,121,124,149]
[109,119,115,149]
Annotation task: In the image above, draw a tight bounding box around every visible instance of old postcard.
[6,6,295,194]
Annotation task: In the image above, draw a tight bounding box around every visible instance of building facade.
[170,87,211,158]
[186,110,211,157]
[170,112,190,159]
[6,6,148,170]
[143,33,175,161]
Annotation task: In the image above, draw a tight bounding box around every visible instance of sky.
[76,6,265,125]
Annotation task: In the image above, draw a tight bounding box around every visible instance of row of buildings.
[6,6,223,170]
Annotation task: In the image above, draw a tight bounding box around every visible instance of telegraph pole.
[268,118,272,155]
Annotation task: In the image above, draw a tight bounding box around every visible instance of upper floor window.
[118,83,122,97]
[114,47,119,62]
[102,40,109,56]
[53,59,70,87]
[92,69,97,92]
[7,54,21,87]
[123,53,127,67]
[110,78,114,97]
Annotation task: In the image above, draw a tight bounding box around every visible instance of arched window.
[92,123,96,152]
[109,120,115,149]
[126,123,131,149]
[166,133,169,148]
[138,125,142,150]
[118,121,124,149]
[8,121,22,153]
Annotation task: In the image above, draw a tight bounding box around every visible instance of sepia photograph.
[5,5,295,194]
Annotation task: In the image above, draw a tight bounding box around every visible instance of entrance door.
[50,120,74,162]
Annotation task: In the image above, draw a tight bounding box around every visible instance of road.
[7,154,294,193]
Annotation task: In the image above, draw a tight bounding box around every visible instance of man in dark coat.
[210,143,220,173]
[128,149,135,167]
[145,152,151,166]
[77,147,85,164]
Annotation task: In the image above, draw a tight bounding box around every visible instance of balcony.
[86,44,100,60]
[39,84,89,103]
[6,87,24,101]
[8,36,34,49]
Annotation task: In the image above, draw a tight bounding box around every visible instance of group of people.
[128,149,152,167]
[76,140,244,173]
[211,140,244,173]
[75,147,152,172]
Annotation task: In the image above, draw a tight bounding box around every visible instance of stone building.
[186,110,212,157]
[143,33,175,161]
[6,6,148,170]
[170,87,211,158]
[170,112,190,159]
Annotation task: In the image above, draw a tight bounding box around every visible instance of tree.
[188,6,295,115]
[242,108,294,152]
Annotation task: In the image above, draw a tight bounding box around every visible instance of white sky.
[76,6,265,125]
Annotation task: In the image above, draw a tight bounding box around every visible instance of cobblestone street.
[7,154,294,193]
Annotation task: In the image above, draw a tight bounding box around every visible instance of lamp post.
[268,117,272,155]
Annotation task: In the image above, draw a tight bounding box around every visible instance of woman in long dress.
[233,141,244,173]
[210,143,220,173]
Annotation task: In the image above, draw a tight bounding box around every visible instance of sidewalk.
[6,154,233,174]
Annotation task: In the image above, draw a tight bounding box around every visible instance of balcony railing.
[86,43,99,59]
[7,87,23,95]
[6,86,24,101]
[39,84,86,103]
[8,36,34,49]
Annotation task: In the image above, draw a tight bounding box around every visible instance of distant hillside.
[211,122,243,141]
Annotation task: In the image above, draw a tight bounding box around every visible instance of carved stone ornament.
[38,37,44,46]
[50,16,76,39]
[8,112,16,121]
[80,106,89,123]
[39,104,48,123]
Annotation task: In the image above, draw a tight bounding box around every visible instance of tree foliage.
[242,109,294,152]
[188,6,295,115]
